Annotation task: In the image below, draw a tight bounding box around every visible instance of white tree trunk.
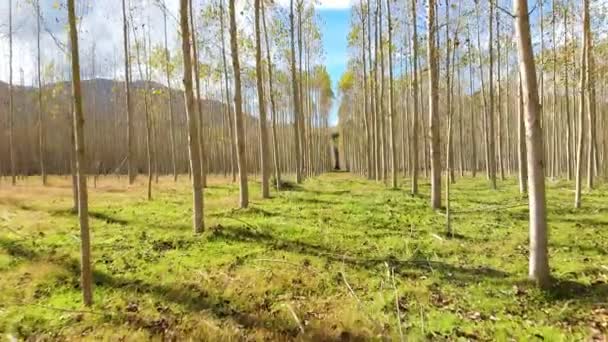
[514,0,550,287]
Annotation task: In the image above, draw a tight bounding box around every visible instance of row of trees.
[338,0,606,287]
[0,0,335,184]
[0,0,334,305]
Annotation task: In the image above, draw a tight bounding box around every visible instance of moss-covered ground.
[1,173,607,341]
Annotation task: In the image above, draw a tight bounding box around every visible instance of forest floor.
[0,173,607,341]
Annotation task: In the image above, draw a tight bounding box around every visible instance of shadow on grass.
[48,208,128,226]
[552,216,608,228]
[89,211,129,226]
[209,206,279,219]
[552,242,608,256]
[3,235,607,339]
[289,196,337,205]
[1,236,366,340]
[207,225,510,283]
[543,278,608,303]
[0,237,39,259]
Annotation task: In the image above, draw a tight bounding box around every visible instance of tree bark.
[255,0,270,198]
[574,0,588,209]
[8,0,16,185]
[67,0,93,306]
[290,0,303,183]
[518,72,528,194]
[229,0,249,208]
[162,0,178,182]
[122,0,135,184]
[219,0,237,183]
[189,0,208,188]
[179,0,205,232]
[410,0,419,194]
[428,0,441,209]
[261,0,281,190]
[386,0,396,188]
[36,0,46,186]
[584,0,596,190]
[514,0,550,287]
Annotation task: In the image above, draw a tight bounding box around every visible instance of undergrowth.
[0,173,607,340]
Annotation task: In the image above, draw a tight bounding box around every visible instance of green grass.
[1,173,607,341]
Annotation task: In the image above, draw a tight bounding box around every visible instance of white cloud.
[0,0,349,86]
[0,0,182,85]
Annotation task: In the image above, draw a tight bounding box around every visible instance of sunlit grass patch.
[0,174,607,340]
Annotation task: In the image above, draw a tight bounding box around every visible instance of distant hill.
[0,78,252,175]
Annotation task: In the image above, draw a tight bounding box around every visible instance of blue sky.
[318,8,350,126]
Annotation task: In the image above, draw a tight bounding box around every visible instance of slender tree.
[261,0,282,189]
[255,0,271,198]
[290,0,303,183]
[131,15,153,201]
[487,0,497,189]
[180,0,205,232]
[584,0,596,190]
[229,0,249,208]
[514,0,550,287]
[219,0,237,183]
[122,0,135,184]
[162,0,178,182]
[574,0,588,209]
[410,0,419,195]
[67,0,93,306]
[8,0,16,185]
[518,71,528,194]
[428,0,441,209]
[386,0,396,189]
[36,0,46,185]
[189,0,208,188]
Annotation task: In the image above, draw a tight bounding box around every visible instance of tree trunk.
[290,0,303,183]
[229,0,249,208]
[255,0,270,198]
[496,8,505,181]
[574,0,588,209]
[410,0,419,195]
[386,0,396,188]
[179,0,205,233]
[585,0,596,190]
[67,0,93,306]
[487,1,497,189]
[514,0,550,287]
[360,0,372,181]
[563,8,572,181]
[466,27,477,177]
[518,72,528,194]
[189,0,208,189]
[8,0,16,185]
[131,15,153,201]
[36,0,46,186]
[428,0,441,209]
[219,0,237,183]
[261,0,281,190]
[162,0,178,182]
[378,0,387,183]
[122,0,135,184]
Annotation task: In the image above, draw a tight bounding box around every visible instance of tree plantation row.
[1,0,335,192]
[0,0,605,310]
[338,0,606,286]
[340,0,607,199]
[1,0,335,306]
